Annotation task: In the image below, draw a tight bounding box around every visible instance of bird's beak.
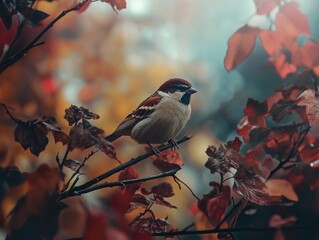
[186,86,197,94]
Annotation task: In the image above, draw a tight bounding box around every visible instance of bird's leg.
[148,143,160,155]
[168,139,179,151]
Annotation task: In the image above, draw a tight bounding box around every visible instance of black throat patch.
[180,93,191,105]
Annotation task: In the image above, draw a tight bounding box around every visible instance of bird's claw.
[168,139,179,151]
[148,143,160,155]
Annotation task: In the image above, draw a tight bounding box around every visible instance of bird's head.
[157,78,197,105]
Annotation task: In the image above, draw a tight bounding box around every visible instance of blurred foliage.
[0,0,319,239]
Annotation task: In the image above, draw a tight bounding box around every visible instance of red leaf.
[153,196,177,209]
[248,127,271,147]
[110,191,132,216]
[0,19,18,44]
[42,117,68,145]
[244,98,268,126]
[77,1,92,13]
[300,141,319,165]
[64,105,100,126]
[41,75,58,94]
[275,2,310,38]
[234,166,286,205]
[27,164,60,191]
[102,0,127,12]
[150,182,174,198]
[83,210,108,240]
[198,186,231,226]
[7,164,65,239]
[14,120,49,156]
[205,141,241,176]
[69,120,104,150]
[98,138,117,160]
[237,116,253,142]
[224,25,259,71]
[269,100,306,123]
[151,149,183,172]
[118,167,140,193]
[130,216,168,234]
[140,183,177,209]
[128,194,151,212]
[63,159,81,171]
[254,0,279,15]
[118,167,139,181]
[7,189,66,240]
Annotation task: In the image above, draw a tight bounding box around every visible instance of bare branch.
[266,126,310,180]
[68,167,181,197]
[152,225,319,237]
[0,0,91,73]
[174,176,200,201]
[61,149,98,192]
[0,103,18,123]
[58,135,191,199]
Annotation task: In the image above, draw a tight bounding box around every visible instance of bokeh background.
[0,0,319,239]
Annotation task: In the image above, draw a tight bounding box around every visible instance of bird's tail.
[104,132,121,142]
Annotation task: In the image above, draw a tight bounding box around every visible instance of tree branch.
[61,149,98,192]
[0,103,18,123]
[63,167,181,198]
[0,0,91,73]
[266,126,310,180]
[58,135,191,199]
[152,225,319,237]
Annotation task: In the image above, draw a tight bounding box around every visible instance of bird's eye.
[176,85,190,92]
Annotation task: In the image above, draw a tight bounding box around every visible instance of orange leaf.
[271,53,297,79]
[299,41,319,68]
[265,179,298,202]
[276,2,310,38]
[224,25,259,71]
[259,30,284,56]
[254,0,279,15]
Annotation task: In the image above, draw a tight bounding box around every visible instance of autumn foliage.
[0,0,319,240]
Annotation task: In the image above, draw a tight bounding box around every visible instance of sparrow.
[105,78,197,151]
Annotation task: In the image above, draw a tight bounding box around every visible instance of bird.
[105,78,197,152]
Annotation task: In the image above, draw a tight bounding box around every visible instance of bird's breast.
[131,98,191,144]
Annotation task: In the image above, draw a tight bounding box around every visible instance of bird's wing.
[112,93,162,135]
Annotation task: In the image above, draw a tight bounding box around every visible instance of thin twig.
[266,126,310,180]
[0,0,91,73]
[152,225,319,237]
[60,167,181,198]
[60,144,71,171]
[174,176,200,201]
[58,135,191,200]
[61,149,98,192]
[0,103,18,123]
[181,222,196,232]
[129,203,154,226]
